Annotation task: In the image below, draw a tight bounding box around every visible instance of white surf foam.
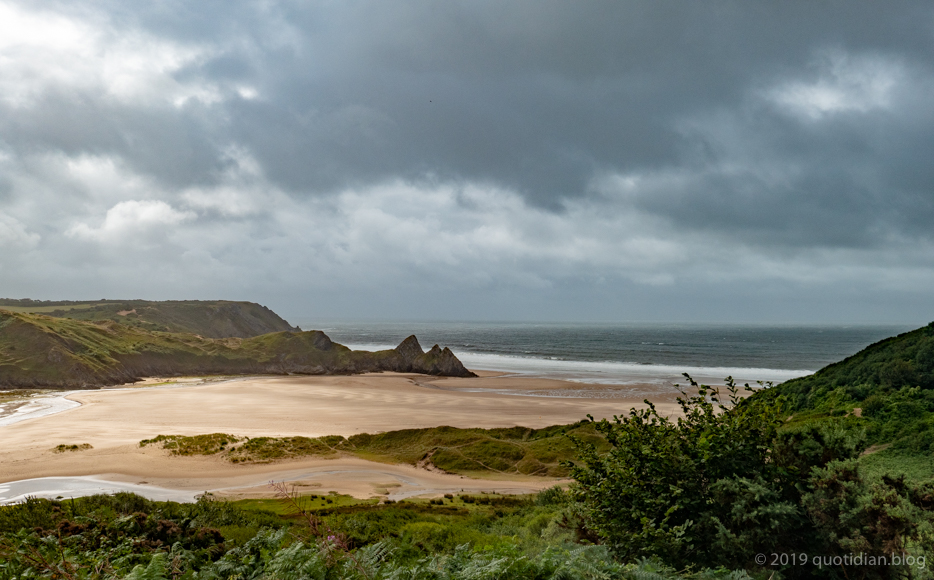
[344,343,813,386]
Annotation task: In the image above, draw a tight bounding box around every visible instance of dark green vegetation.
[140,422,607,475]
[769,322,934,405]
[0,488,754,580]
[0,299,298,338]
[569,376,934,579]
[0,310,473,388]
[562,325,934,578]
[760,321,934,481]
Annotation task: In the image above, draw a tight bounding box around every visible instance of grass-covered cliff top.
[0,298,297,338]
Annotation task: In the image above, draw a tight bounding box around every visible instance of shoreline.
[0,375,271,427]
[0,371,685,503]
[0,369,691,427]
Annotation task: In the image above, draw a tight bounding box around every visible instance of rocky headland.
[0,307,475,389]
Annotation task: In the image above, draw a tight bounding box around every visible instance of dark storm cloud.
[2,0,934,323]
[199,1,932,245]
[1,94,227,188]
[229,0,934,209]
[17,1,934,217]
[8,0,934,233]
[645,80,934,249]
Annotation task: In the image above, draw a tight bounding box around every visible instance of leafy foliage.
[567,375,934,578]
[753,321,934,479]
[0,489,757,580]
[770,323,934,412]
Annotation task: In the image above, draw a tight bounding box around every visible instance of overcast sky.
[1,1,932,325]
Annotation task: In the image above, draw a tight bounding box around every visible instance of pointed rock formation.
[388,335,475,377]
[395,335,424,360]
[412,344,476,377]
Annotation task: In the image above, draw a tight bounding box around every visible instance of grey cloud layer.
[1,0,933,322]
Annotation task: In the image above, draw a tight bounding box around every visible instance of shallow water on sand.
[0,477,199,505]
[0,392,81,427]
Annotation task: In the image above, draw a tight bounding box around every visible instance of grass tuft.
[139,433,241,455]
[52,443,92,453]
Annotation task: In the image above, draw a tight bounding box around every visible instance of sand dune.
[0,372,683,499]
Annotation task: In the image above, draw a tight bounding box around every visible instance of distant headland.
[0,299,475,388]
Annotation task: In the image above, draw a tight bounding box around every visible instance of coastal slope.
[759,321,934,411]
[0,299,299,338]
[755,321,934,473]
[0,310,474,388]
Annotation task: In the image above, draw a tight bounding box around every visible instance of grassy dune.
[139,422,608,477]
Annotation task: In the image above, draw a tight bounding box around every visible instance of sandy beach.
[0,372,685,501]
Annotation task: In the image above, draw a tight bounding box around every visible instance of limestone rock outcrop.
[390,335,476,377]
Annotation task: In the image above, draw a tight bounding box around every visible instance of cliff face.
[0,310,475,389]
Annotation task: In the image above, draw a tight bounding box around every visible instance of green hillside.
[0,299,298,338]
[764,321,934,411]
[0,310,473,388]
[756,321,934,478]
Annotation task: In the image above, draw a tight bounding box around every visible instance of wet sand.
[0,372,684,500]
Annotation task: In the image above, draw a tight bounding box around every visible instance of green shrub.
[862,394,885,417]
[568,375,934,578]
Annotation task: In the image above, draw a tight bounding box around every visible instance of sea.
[307,322,917,388]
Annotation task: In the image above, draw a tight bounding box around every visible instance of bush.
[567,375,934,578]
[862,394,885,417]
